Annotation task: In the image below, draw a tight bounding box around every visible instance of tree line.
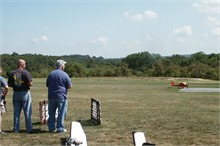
[0,51,219,80]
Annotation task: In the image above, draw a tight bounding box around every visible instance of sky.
[0,0,219,58]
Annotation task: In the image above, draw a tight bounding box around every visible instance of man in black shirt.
[8,59,33,133]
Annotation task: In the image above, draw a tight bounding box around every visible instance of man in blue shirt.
[0,67,9,134]
[46,59,72,133]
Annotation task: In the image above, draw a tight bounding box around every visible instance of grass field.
[0,77,219,146]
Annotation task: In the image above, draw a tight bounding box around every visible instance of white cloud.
[205,16,219,26]
[67,42,76,46]
[176,37,185,43]
[130,14,144,21]
[173,25,193,37]
[144,10,158,19]
[39,35,48,41]
[32,38,39,43]
[204,16,219,37]
[121,38,148,51]
[32,35,48,43]
[193,1,219,38]
[134,40,141,44]
[145,34,153,41]
[125,10,158,21]
[212,27,220,36]
[91,36,109,46]
[193,0,219,14]
[124,12,129,17]
[201,33,209,37]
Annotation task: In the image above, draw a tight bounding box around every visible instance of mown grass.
[0,77,219,146]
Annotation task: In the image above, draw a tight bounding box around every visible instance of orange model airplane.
[171,82,189,88]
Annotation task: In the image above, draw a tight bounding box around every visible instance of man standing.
[0,67,9,134]
[46,59,72,133]
[8,59,33,133]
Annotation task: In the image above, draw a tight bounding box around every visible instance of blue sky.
[0,0,219,58]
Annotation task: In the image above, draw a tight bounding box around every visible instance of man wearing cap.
[0,67,9,134]
[8,59,33,133]
[46,59,72,133]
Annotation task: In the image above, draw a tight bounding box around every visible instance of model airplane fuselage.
[171,82,189,88]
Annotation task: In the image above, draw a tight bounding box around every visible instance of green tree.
[123,51,156,71]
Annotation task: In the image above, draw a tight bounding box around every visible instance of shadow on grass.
[77,119,100,126]
[60,137,67,146]
[33,122,42,125]
[4,128,49,134]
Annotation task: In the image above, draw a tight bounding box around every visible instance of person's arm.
[46,76,49,87]
[8,74,13,87]
[68,85,72,89]
[67,75,72,89]
[26,71,33,87]
[3,86,8,97]
[28,81,33,87]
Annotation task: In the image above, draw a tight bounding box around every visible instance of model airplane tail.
[171,82,175,86]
